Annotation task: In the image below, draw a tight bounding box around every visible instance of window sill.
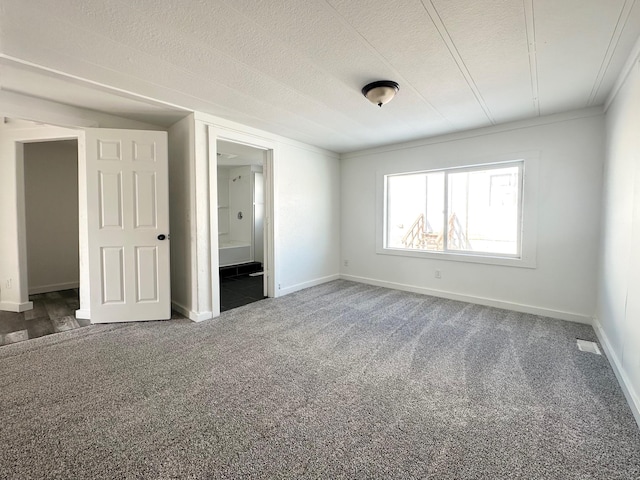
[377,246,536,268]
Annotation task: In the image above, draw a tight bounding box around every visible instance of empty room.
[1,1,639,478]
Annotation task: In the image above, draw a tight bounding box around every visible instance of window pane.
[447,165,520,255]
[386,172,444,251]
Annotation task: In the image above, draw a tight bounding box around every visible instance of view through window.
[385,161,523,257]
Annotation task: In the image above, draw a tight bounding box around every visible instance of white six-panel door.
[84,128,170,323]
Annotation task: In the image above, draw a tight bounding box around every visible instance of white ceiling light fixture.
[362,80,400,107]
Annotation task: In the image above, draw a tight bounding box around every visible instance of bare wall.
[596,54,640,424]
[276,142,341,294]
[167,115,195,317]
[24,140,79,293]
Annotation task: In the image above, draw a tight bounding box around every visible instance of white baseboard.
[339,274,592,325]
[593,317,640,429]
[278,274,340,296]
[75,309,91,320]
[171,302,212,323]
[0,301,34,312]
[29,282,79,295]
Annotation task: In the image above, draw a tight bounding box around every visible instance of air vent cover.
[576,339,601,355]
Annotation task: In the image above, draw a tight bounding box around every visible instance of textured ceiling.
[0,0,639,153]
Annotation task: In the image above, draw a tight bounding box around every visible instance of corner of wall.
[593,316,640,429]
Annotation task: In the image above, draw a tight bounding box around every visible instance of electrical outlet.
[434,270,441,279]
[343,260,349,267]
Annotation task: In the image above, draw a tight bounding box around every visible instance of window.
[384,161,523,259]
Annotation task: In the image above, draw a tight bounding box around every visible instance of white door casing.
[83,128,170,323]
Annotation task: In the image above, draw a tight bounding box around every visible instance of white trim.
[0,90,163,131]
[279,274,341,296]
[29,282,79,295]
[0,301,34,313]
[0,55,189,114]
[375,152,539,269]
[593,317,640,429]
[75,309,91,320]
[171,301,213,323]
[604,31,640,111]
[341,107,603,160]
[340,274,593,325]
[207,125,278,315]
[195,112,338,159]
[0,125,81,314]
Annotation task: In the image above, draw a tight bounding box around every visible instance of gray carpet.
[1,280,639,479]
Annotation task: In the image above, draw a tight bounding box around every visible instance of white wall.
[0,95,171,313]
[254,171,265,265]
[227,166,252,245]
[595,51,640,425]
[187,113,340,320]
[217,167,230,245]
[0,124,79,312]
[275,142,341,294]
[24,140,79,294]
[167,115,197,318]
[341,110,605,323]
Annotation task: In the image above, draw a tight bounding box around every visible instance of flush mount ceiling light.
[362,80,399,107]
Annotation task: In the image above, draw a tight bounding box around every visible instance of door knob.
[157,234,166,240]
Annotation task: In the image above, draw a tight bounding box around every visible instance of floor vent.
[577,339,601,355]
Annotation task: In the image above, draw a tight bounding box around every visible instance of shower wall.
[228,166,252,247]
[217,165,263,267]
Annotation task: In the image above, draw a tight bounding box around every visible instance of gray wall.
[24,140,79,293]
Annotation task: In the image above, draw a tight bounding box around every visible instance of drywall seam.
[588,0,636,105]
[593,316,640,429]
[340,274,592,325]
[605,29,640,111]
[523,0,540,115]
[420,0,495,124]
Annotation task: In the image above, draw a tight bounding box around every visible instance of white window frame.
[375,153,539,268]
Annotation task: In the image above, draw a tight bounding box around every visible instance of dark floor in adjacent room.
[0,289,89,346]
[220,262,266,312]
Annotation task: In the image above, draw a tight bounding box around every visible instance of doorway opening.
[1,136,89,347]
[24,140,80,297]
[216,140,267,312]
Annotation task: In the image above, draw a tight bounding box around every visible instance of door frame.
[207,126,277,317]
[21,137,81,296]
[6,125,172,322]
[3,126,84,313]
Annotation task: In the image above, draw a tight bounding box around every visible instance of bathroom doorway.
[216,140,267,311]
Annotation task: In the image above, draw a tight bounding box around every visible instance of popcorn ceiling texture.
[1,280,639,479]
[0,0,639,152]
